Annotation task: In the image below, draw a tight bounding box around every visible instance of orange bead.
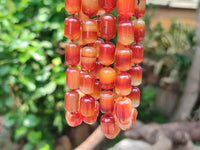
[77,26,86,46]
[100,14,116,41]
[65,90,79,112]
[115,41,124,52]
[118,0,135,18]
[81,46,96,70]
[80,71,95,94]
[83,101,99,124]
[82,19,98,44]
[64,16,80,40]
[100,90,114,114]
[130,44,143,65]
[65,111,83,127]
[117,20,134,45]
[82,0,98,18]
[128,65,142,86]
[100,67,116,90]
[133,19,145,43]
[115,47,132,71]
[102,0,117,13]
[97,0,106,16]
[78,6,90,22]
[100,114,115,135]
[91,59,103,79]
[65,0,81,14]
[76,89,85,100]
[127,87,140,107]
[117,15,131,24]
[115,72,131,96]
[134,0,146,18]
[94,17,101,37]
[91,80,101,100]
[99,42,115,66]
[80,94,96,117]
[66,67,80,90]
[104,121,120,139]
[92,38,104,58]
[65,42,80,66]
[117,117,132,130]
[131,108,138,125]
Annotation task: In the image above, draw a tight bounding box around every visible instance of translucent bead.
[66,67,80,90]
[127,87,140,107]
[81,46,96,70]
[80,94,96,117]
[104,121,120,139]
[65,90,79,112]
[131,108,138,125]
[91,80,101,100]
[64,16,80,40]
[65,0,81,14]
[97,0,106,16]
[78,6,90,22]
[99,42,115,66]
[65,42,80,66]
[65,111,83,127]
[91,59,103,79]
[118,0,135,18]
[82,0,98,18]
[77,26,86,46]
[80,71,95,94]
[134,0,146,18]
[83,101,99,124]
[100,14,116,41]
[117,117,132,130]
[100,114,115,135]
[102,0,117,13]
[133,19,145,43]
[100,90,114,114]
[117,15,131,24]
[92,38,104,58]
[94,17,101,37]
[130,44,143,65]
[128,65,142,86]
[115,72,131,96]
[99,67,116,90]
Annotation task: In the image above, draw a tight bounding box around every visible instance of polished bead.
[65,90,79,112]
[100,90,114,114]
[81,46,96,70]
[82,0,98,18]
[115,72,131,96]
[65,42,80,66]
[100,14,116,41]
[117,117,132,130]
[127,87,140,107]
[104,121,120,139]
[117,20,134,45]
[83,101,99,124]
[97,0,106,16]
[130,44,143,65]
[133,19,145,43]
[116,47,132,71]
[77,26,86,46]
[99,67,116,90]
[94,17,101,37]
[92,38,104,58]
[131,108,138,125]
[128,65,142,86]
[118,0,135,18]
[82,19,98,44]
[91,59,103,79]
[134,0,146,18]
[66,67,80,90]
[91,80,101,100]
[65,111,83,127]
[100,114,115,135]
[64,16,80,40]
[99,42,115,66]
[65,0,81,14]
[117,15,131,24]
[76,89,85,100]
[102,0,117,13]
[78,6,90,22]
[80,71,95,94]
[80,94,96,117]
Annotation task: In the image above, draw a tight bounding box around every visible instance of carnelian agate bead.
[117,20,134,45]
[92,59,103,79]
[100,14,116,41]
[65,42,80,66]
[100,114,115,135]
[65,0,81,14]
[134,0,146,18]
[130,44,143,65]
[82,0,98,18]
[131,108,138,125]
[78,7,90,22]
[102,0,117,13]
[115,97,132,121]
[115,72,131,96]
[115,41,124,52]
[64,16,80,40]
[83,101,99,124]
[104,121,120,139]
[100,90,114,114]
[65,111,83,127]
[133,19,145,43]
[127,87,140,107]
[82,19,98,44]
[128,65,142,86]
[80,71,95,94]
[100,67,116,90]
[80,95,96,117]
[92,38,104,58]
[118,0,135,18]
[99,42,115,66]
[97,0,106,16]
[65,90,79,112]
[77,26,86,46]
[66,67,80,90]
[94,17,101,37]
[117,117,132,130]
[91,80,101,100]
[115,47,132,71]
[117,15,131,24]
[81,46,96,70]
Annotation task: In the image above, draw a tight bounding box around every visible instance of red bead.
[116,47,132,71]
[65,111,83,127]
[64,16,80,40]
[117,20,134,45]
[82,19,98,44]
[65,42,80,66]
[66,67,80,90]
[100,114,115,135]
[115,72,131,96]
[102,0,117,13]
[133,19,145,43]
[134,0,146,18]
[128,65,142,86]
[92,38,104,58]
[77,26,86,46]
[80,94,96,117]
[94,17,101,37]
[100,14,116,41]
[83,101,99,124]
[127,87,140,107]
[117,15,131,24]
[100,67,116,90]
[130,44,143,64]
[65,0,81,14]
[99,42,115,66]
[117,117,132,130]
[78,7,90,22]
[82,0,98,18]
[131,108,138,125]
[97,0,106,16]
[118,0,135,18]
[104,121,120,139]
[65,90,79,112]
[81,46,96,70]
[100,90,114,114]
[116,41,124,52]
[91,59,103,79]
[91,80,101,100]
[80,71,95,94]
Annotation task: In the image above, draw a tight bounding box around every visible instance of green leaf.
[38,144,50,150]
[23,114,39,127]
[27,130,42,143]
[14,126,27,140]
[53,114,63,132]
[52,57,62,66]
[44,82,57,94]
[22,143,34,150]
[0,65,11,76]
